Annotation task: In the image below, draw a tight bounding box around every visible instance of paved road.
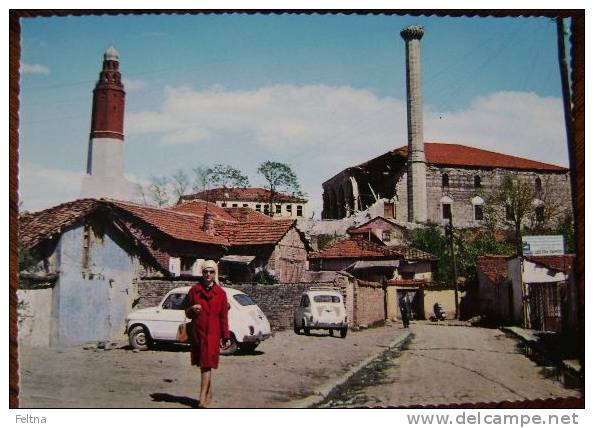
[318,323,581,407]
[18,324,404,408]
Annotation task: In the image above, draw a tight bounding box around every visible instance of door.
[150,292,187,340]
[528,282,564,332]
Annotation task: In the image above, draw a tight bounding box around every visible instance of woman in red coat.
[183,260,230,408]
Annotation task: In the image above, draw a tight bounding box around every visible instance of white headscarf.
[201,259,219,284]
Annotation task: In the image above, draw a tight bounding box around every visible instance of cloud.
[21,63,50,75]
[19,164,83,212]
[126,85,566,217]
[122,78,148,92]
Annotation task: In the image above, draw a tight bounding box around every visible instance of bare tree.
[191,165,213,192]
[148,176,171,207]
[170,169,190,200]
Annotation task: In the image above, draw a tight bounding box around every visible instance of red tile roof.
[19,199,102,249]
[167,199,237,222]
[20,198,305,256]
[477,256,513,284]
[223,207,275,223]
[108,200,230,246]
[389,245,437,261]
[526,254,575,274]
[395,143,567,171]
[180,187,307,204]
[309,237,401,260]
[215,219,296,246]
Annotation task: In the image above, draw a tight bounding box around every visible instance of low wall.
[353,280,385,327]
[137,274,382,330]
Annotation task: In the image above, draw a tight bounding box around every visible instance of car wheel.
[220,336,238,356]
[294,324,301,335]
[302,320,310,336]
[129,325,150,351]
[240,342,259,353]
[340,327,348,338]
[329,329,334,337]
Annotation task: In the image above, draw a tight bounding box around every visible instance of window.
[313,295,341,303]
[474,204,484,221]
[221,202,227,207]
[442,204,452,220]
[471,196,484,221]
[181,257,195,275]
[255,204,261,212]
[286,204,292,213]
[232,203,238,208]
[233,294,256,306]
[442,173,450,188]
[243,204,249,208]
[264,205,270,214]
[297,205,303,217]
[535,177,542,193]
[382,231,391,242]
[162,293,186,310]
[275,204,282,214]
[474,175,482,188]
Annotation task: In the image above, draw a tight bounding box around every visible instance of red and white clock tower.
[81,46,135,200]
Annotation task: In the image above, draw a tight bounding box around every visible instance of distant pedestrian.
[182,260,231,408]
[399,295,410,328]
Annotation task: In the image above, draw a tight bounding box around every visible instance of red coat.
[183,282,230,369]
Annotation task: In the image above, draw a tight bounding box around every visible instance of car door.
[150,292,187,340]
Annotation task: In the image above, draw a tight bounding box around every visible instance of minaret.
[80,46,136,200]
[401,25,427,223]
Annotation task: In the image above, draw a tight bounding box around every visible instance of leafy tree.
[257,161,304,216]
[409,224,513,286]
[191,165,213,192]
[208,164,250,189]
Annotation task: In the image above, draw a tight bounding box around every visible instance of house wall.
[324,161,571,229]
[17,288,53,347]
[352,280,385,327]
[51,223,141,346]
[268,228,308,283]
[508,259,524,324]
[396,167,571,228]
[423,288,459,319]
[397,261,433,280]
[215,199,308,219]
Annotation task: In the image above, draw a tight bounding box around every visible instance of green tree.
[208,164,250,189]
[257,161,304,216]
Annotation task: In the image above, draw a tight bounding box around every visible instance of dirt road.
[318,323,582,407]
[18,324,404,408]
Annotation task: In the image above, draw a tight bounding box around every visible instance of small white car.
[125,286,272,354]
[293,288,348,338]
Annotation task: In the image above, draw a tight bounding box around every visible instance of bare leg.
[205,377,213,406]
[200,368,212,407]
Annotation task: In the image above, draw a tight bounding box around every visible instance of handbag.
[176,319,192,343]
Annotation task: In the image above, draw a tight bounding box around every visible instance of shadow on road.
[150,392,201,408]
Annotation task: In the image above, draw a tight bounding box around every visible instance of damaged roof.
[526,254,575,274]
[308,237,403,260]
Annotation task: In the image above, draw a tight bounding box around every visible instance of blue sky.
[19,13,570,215]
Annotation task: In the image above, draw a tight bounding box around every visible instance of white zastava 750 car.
[125,286,272,354]
[293,287,348,338]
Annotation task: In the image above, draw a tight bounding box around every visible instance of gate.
[528,282,565,332]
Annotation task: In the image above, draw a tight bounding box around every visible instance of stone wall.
[136,273,382,330]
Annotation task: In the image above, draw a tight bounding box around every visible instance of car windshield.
[233,294,256,306]
[313,295,341,303]
[162,293,186,310]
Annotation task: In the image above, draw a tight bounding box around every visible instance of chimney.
[238,208,249,222]
[401,25,428,223]
[203,211,216,236]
